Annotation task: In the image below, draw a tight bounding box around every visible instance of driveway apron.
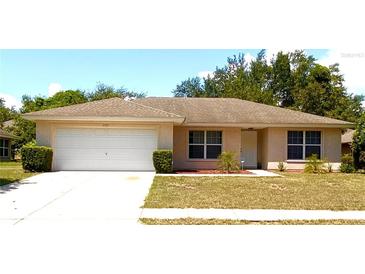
[0,171,155,225]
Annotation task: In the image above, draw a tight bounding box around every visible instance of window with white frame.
[0,139,9,157]
[287,131,321,160]
[189,130,222,159]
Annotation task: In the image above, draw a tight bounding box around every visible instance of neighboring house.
[23,97,353,171]
[341,129,354,155]
[0,128,15,160]
[3,119,15,128]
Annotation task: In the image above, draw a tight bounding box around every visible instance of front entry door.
[241,130,257,169]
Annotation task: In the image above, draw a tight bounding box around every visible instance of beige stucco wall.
[264,127,342,170]
[173,126,241,170]
[35,121,174,150]
[36,121,343,171]
[36,121,52,147]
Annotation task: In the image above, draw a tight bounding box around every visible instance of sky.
[0,49,364,109]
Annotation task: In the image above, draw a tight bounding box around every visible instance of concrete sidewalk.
[140,208,365,221]
[156,170,281,177]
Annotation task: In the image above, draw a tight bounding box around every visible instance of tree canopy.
[21,83,146,113]
[172,50,364,123]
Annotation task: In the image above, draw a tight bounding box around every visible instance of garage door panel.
[55,137,156,149]
[54,128,157,171]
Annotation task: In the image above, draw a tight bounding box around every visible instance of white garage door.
[54,128,157,171]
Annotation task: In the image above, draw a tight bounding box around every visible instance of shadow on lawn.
[0,180,21,194]
[0,179,38,194]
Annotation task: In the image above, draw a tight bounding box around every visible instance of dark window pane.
[288,145,303,160]
[305,146,321,159]
[288,131,303,144]
[206,131,222,144]
[4,139,9,147]
[0,139,3,147]
[206,145,222,159]
[305,131,321,144]
[0,149,3,157]
[189,145,204,159]
[3,148,8,157]
[189,131,204,144]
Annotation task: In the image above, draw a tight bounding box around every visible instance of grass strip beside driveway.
[0,161,37,186]
[143,173,365,210]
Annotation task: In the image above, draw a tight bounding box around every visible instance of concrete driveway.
[0,171,155,225]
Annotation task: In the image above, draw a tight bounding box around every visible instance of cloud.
[318,49,365,95]
[198,71,214,79]
[243,53,255,64]
[0,92,22,110]
[48,82,63,97]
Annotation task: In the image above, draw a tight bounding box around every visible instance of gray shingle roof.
[23,96,353,126]
[136,97,352,125]
[23,97,182,119]
[342,129,354,143]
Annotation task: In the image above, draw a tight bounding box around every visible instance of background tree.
[87,83,145,101]
[171,77,204,97]
[352,112,365,169]
[5,114,35,151]
[172,50,364,123]
[0,98,16,127]
[270,51,293,107]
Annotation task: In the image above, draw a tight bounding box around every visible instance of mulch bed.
[175,169,253,175]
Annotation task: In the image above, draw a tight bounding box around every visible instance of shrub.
[277,161,286,172]
[304,154,326,174]
[153,150,173,173]
[340,153,355,173]
[218,151,239,173]
[21,144,53,172]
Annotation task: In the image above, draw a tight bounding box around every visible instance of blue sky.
[1,49,363,108]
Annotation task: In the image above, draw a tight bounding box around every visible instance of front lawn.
[140,218,365,225]
[0,161,37,186]
[143,173,365,210]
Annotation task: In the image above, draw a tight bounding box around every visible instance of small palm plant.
[304,154,327,174]
[277,161,286,172]
[218,151,239,173]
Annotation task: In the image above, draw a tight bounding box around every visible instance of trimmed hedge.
[21,145,53,172]
[153,150,173,173]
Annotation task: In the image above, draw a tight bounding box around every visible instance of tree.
[0,98,16,127]
[248,50,275,105]
[47,90,88,108]
[270,51,294,107]
[87,83,145,101]
[5,114,35,151]
[352,112,365,169]
[172,77,205,97]
[172,49,364,124]
[21,90,88,113]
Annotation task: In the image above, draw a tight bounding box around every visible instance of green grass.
[0,161,37,186]
[140,218,365,225]
[143,173,365,210]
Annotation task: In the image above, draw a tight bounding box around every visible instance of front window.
[287,131,321,160]
[189,130,222,159]
[0,139,9,157]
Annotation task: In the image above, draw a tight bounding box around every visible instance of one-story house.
[341,129,354,155]
[0,128,15,160]
[23,97,353,171]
